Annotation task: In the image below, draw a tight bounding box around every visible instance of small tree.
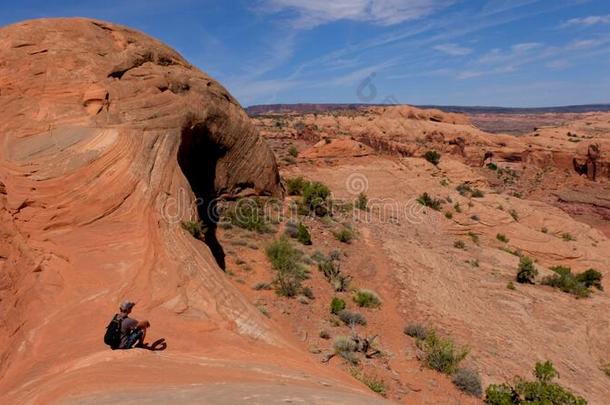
[516,256,537,284]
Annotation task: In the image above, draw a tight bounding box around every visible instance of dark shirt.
[118,314,139,348]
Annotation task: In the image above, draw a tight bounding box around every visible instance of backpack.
[104,314,123,349]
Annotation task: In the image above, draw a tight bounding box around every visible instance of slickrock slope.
[0,19,390,404]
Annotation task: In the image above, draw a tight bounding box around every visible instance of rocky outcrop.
[0,18,386,404]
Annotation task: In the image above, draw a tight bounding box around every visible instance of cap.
[120,300,136,311]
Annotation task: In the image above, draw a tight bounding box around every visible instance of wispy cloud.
[561,14,610,28]
[433,43,472,56]
[257,0,454,28]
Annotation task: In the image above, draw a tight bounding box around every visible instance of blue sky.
[1,0,610,107]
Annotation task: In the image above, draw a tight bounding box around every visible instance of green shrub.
[507,281,516,290]
[445,211,453,219]
[456,183,472,196]
[351,369,387,397]
[226,198,269,233]
[452,368,482,397]
[424,150,441,165]
[355,192,368,211]
[266,237,307,297]
[353,289,381,308]
[416,329,468,375]
[338,309,367,326]
[516,256,537,284]
[454,240,466,249]
[471,189,485,198]
[542,266,603,298]
[286,177,307,196]
[454,202,462,213]
[330,297,346,314]
[181,220,206,239]
[487,163,498,170]
[496,233,509,243]
[509,209,519,221]
[485,361,587,405]
[417,193,443,211]
[296,222,312,245]
[288,145,299,157]
[404,324,428,340]
[302,181,331,216]
[334,227,354,244]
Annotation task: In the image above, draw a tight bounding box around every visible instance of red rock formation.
[0,18,388,404]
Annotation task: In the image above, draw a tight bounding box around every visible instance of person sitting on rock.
[118,300,150,349]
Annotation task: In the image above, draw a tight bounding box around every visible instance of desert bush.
[302,181,331,216]
[486,163,498,170]
[351,369,387,397]
[496,233,509,243]
[445,211,453,219]
[256,304,269,317]
[454,240,466,249]
[355,192,368,211]
[334,227,354,244]
[319,330,331,339]
[562,232,576,242]
[404,324,428,340]
[602,363,610,379]
[253,282,272,291]
[507,281,516,290]
[301,286,315,300]
[454,202,462,213]
[338,309,367,326]
[542,266,603,298]
[353,289,382,308]
[485,361,587,405]
[286,177,307,196]
[417,193,443,211]
[516,256,537,284]
[456,183,472,196]
[288,145,299,158]
[416,329,468,375]
[296,222,312,245]
[266,237,307,297]
[330,297,346,314]
[225,198,269,233]
[470,214,480,221]
[424,150,441,165]
[453,368,482,397]
[319,257,350,292]
[471,189,485,198]
[182,220,206,239]
[468,231,480,244]
[509,209,519,221]
[334,336,359,365]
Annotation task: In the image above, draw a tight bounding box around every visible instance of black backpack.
[104,314,123,349]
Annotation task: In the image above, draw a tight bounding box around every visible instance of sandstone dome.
[0,18,389,404]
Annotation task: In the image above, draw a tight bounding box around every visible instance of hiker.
[104,300,150,349]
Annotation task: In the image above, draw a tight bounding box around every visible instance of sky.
[1,0,610,107]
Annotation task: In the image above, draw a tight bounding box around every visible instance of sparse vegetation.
[404,324,428,340]
[225,198,269,233]
[334,227,354,244]
[334,336,359,365]
[562,232,576,242]
[486,163,498,170]
[471,189,485,198]
[266,237,308,297]
[470,214,480,221]
[181,220,206,240]
[445,211,453,219]
[516,256,537,284]
[296,222,312,245]
[351,368,387,397]
[507,281,516,290]
[417,192,443,211]
[509,209,519,221]
[468,231,480,244]
[416,329,469,375]
[353,289,382,308]
[541,226,549,234]
[286,176,307,196]
[496,233,509,243]
[453,368,482,397]
[253,282,272,291]
[485,361,587,405]
[338,309,367,326]
[542,266,603,298]
[319,330,331,340]
[454,202,462,213]
[424,150,441,165]
[454,240,466,249]
[319,255,351,292]
[302,181,331,216]
[355,192,368,211]
[288,145,299,158]
[330,297,346,314]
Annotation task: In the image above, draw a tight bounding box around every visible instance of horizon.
[1,1,610,107]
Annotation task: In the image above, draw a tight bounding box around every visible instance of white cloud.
[259,0,453,28]
[566,38,606,50]
[433,43,472,56]
[561,15,610,28]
